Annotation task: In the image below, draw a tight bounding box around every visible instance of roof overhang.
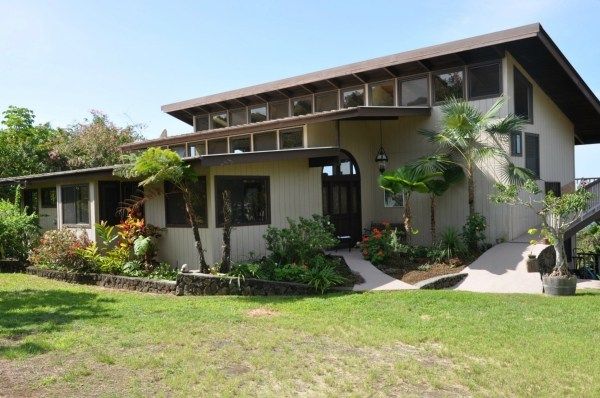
[160,23,600,144]
[0,166,116,186]
[191,146,341,167]
[0,148,342,186]
[122,106,429,151]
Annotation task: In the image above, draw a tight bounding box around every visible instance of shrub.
[301,259,346,293]
[0,197,39,261]
[273,264,306,283]
[358,224,401,265]
[264,215,338,266]
[439,227,466,261]
[29,229,94,272]
[462,213,487,252]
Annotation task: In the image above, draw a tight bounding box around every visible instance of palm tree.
[420,96,533,218]
[379,165,440,242]
[411,155,465,242]
[115,147,209,272]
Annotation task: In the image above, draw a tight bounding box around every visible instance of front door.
[321,153,361,242]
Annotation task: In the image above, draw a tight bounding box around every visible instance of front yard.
[1,274,599,397]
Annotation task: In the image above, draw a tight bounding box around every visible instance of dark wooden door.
[322,176,361,242]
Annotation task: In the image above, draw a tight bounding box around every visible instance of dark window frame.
[164,177,208,228]
[432,67,465,104]
[98,181,144,226]
[511,131,523,157]
[398,74,430,107]
[340,85,365,108]
[467,61,503,100]
[61,184,90,226]
[368,79,395,107]
[214,175,271,227]
[23,188,39,215]
[315,90,339,112]
[514,67,534,124]
[40,187,57,208]
[525,133,540,179]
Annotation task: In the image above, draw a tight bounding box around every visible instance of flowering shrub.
[358,224,401,265]
[29,229,94,272]
[117,213,162,267]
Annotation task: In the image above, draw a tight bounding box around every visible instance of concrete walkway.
[453,241,546,294]
[455,234,600,294]
[330,250,415,291]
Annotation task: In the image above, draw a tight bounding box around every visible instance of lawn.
[1,274,599,397]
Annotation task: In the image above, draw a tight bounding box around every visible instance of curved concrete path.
[330,250,415,291]
[455,234,600,294]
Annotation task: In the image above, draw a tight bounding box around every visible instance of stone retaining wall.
[26,267,176,294]
[176,272,315,296]
[0,260,25,273]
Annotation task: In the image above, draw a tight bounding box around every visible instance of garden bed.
[383,262,467,284]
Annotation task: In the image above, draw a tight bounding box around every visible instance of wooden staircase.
[564,178,600,239]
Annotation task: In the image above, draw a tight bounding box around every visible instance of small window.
[511,132,523,156]
[229,108,247,126]
[215,176,270,226]
[432,69,464,103]
[194,115,209,132]
[99,181,143,225]
[292,96,312,116]
[341,87,365,108]
[400,76,429,106]
[41,187,57,208]
[468,63,501,99]
[249,105,267,123]
[384,190,404,208]
[525,133,540,179]
[315,91,338,112]
[514,68,533,123]
[545,182,561,197]
[279,128,303,149]
[188,141,206,157]
[369,80,395,106]
[170,145,186,158]
[207,139,228,154]
[253,131,277,151]
[23,189,39,215]
[230,135,251,153]
[164,178,207,227]
[211,112,228,129]
[269,100,290,120]
[62,184,89,225]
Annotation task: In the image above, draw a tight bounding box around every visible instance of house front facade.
[3,24,600,269]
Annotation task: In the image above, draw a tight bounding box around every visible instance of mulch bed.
[378,253,470,285]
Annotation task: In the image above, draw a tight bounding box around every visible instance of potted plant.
[525,228,539,273]
[491,180,594,296]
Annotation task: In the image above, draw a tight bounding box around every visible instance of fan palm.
[411,155,465,242]
[420,96,533,218]
[379,165,441,242]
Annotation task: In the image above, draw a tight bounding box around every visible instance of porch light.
[375,146,388,173]
[375,121,388,173]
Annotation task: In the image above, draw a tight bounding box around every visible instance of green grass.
[1,273,599,397]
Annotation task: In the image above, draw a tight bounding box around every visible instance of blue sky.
[1,0,599,177]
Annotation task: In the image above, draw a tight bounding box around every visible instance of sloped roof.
[160,23,600,144]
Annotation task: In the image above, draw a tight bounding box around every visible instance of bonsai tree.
[115,147,209,272]
[379,165,440,242]
[420,97,533,218]
[491,179,593,276]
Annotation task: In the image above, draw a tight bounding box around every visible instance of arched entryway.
[321,150,361,242]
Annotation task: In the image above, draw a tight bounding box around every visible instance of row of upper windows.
[192,62,504,133]
[168,127,304,158]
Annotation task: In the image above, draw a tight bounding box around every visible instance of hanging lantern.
[375,121,388,173]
